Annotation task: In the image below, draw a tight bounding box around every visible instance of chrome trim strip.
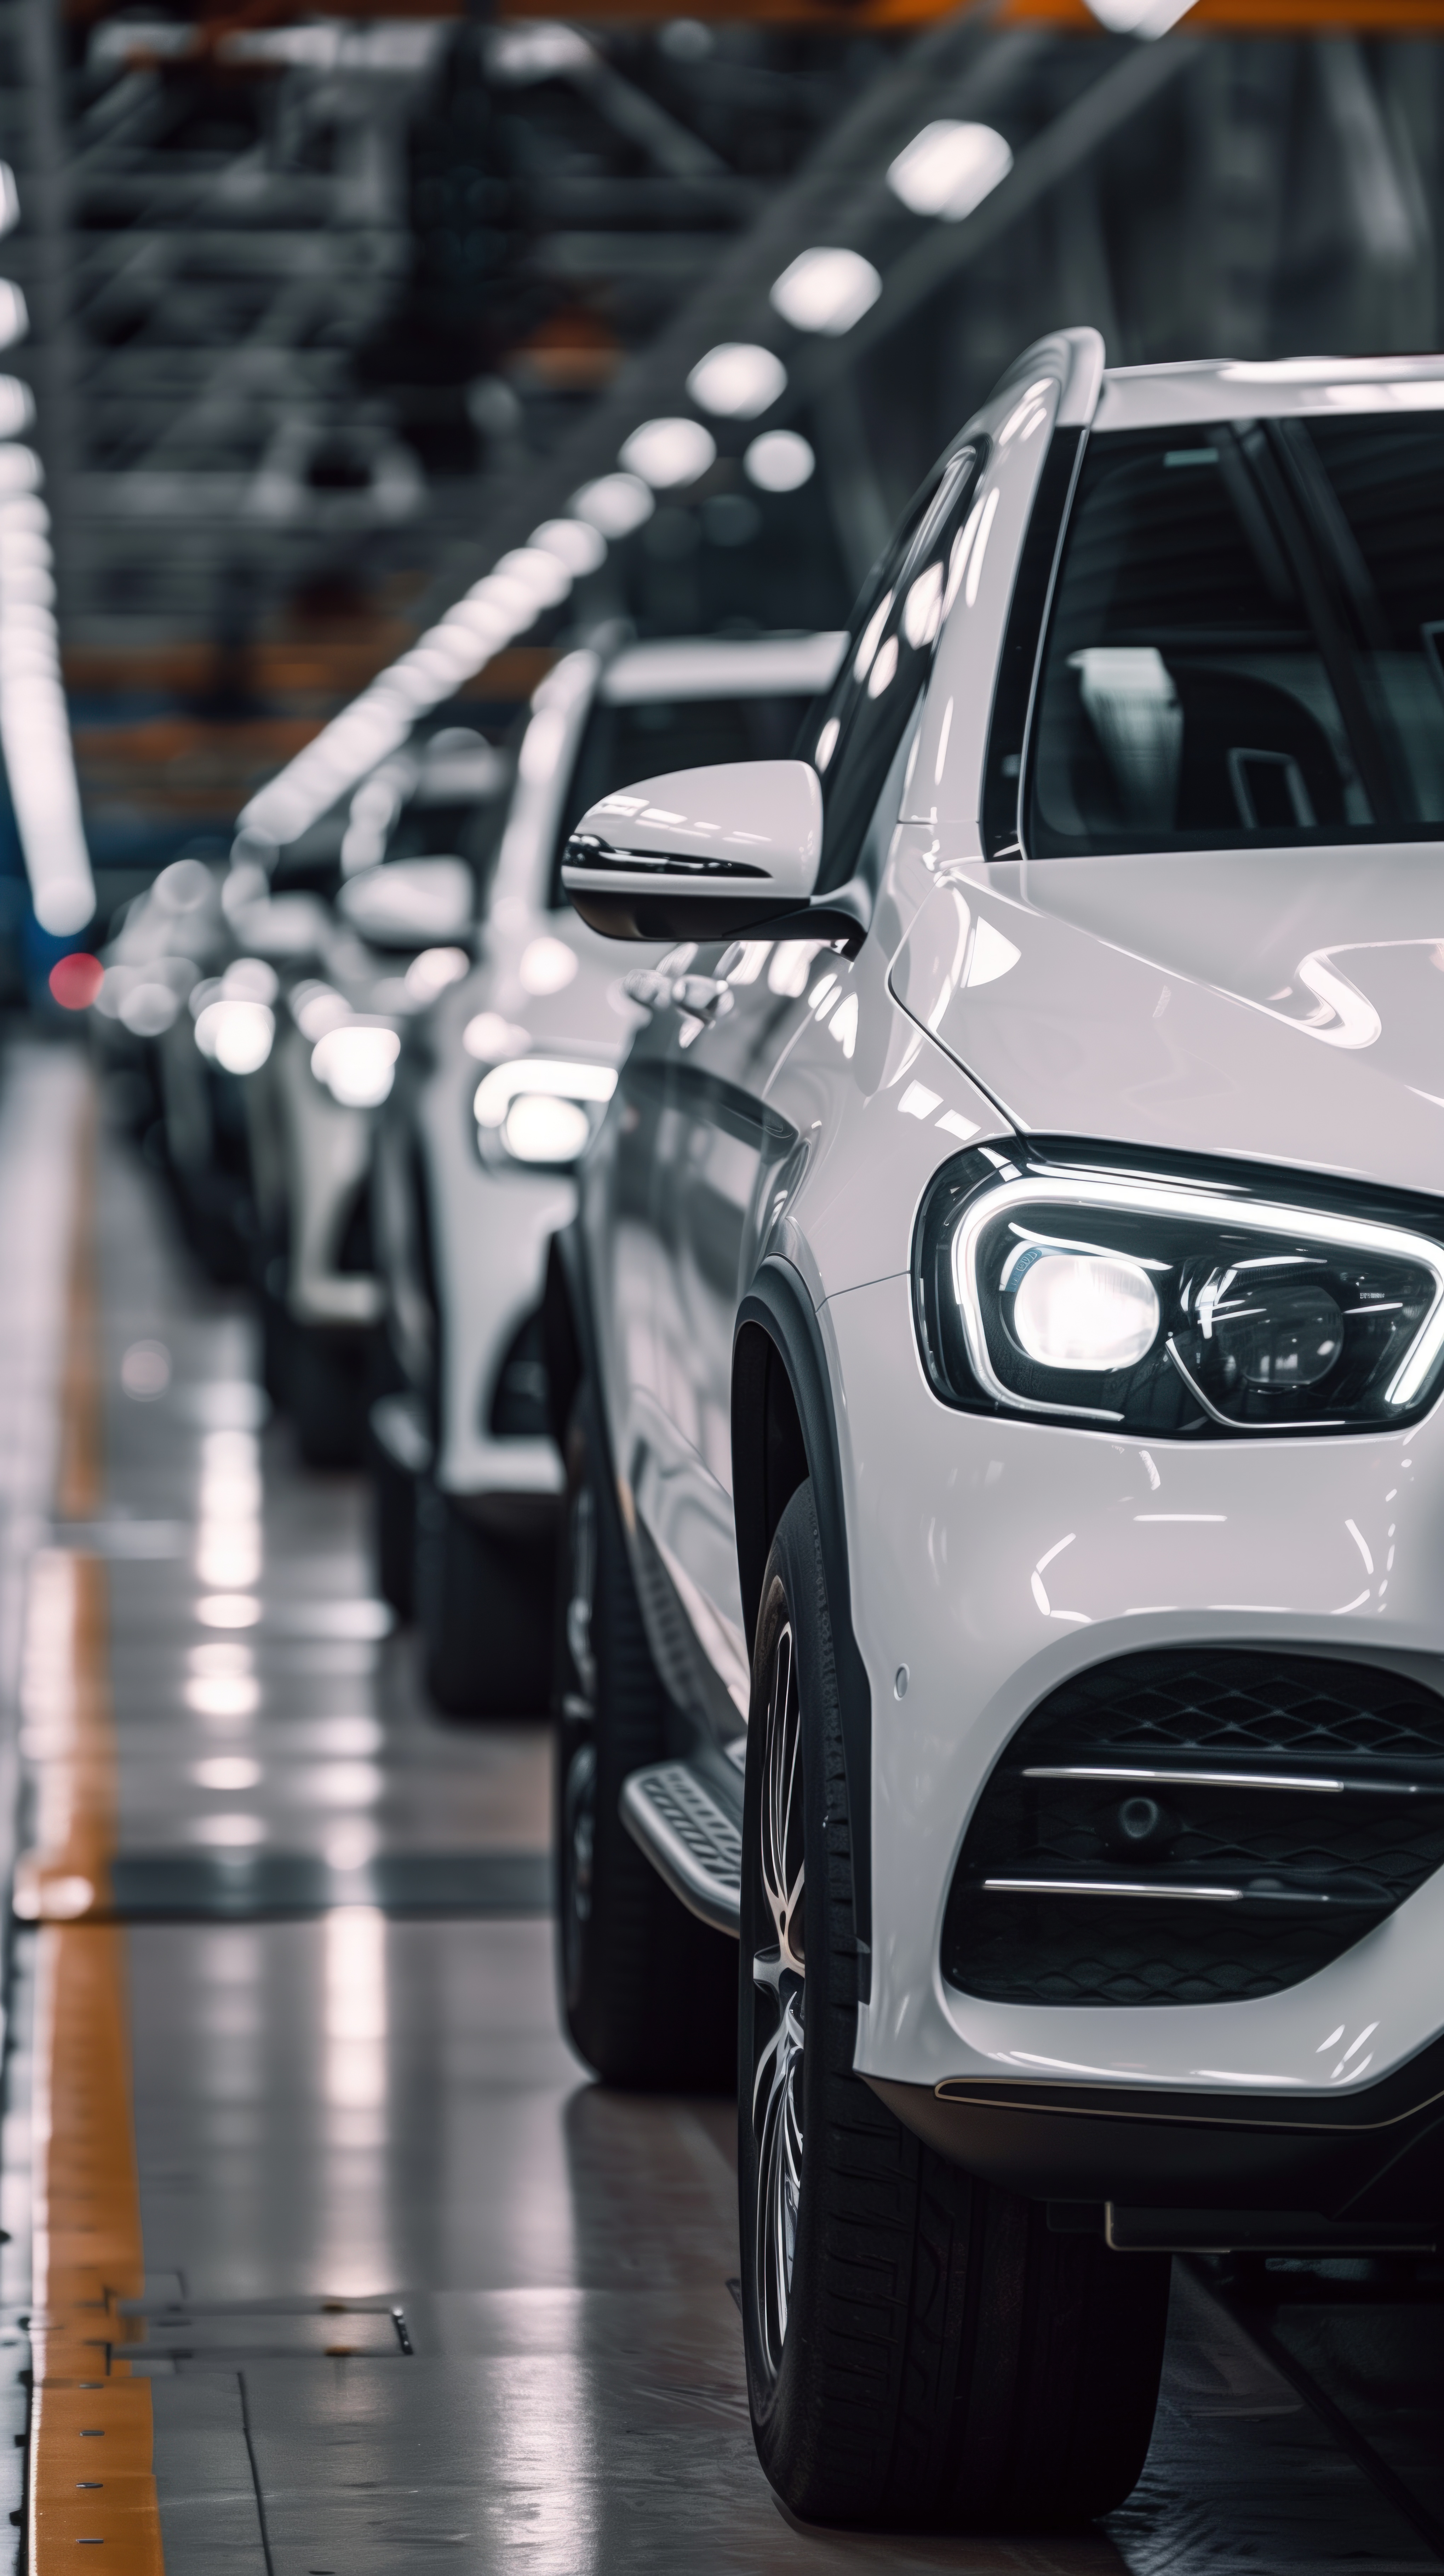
[1021,1764,1438,1798]
[980,1875,1377,1907]
[984,1875,1242,1902]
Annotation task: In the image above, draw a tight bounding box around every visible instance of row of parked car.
[95,328,1444,2532]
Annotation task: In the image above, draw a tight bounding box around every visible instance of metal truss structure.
[1,2,1444,858]
[3,10,873,665]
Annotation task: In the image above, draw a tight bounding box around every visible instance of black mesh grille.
[942,1650,1444,2007]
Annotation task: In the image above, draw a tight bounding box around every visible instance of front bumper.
[826,1269,1444,2164]
[274,1034,382,1329]
[869,2048,1444,2238]
[417,1065,574,1503]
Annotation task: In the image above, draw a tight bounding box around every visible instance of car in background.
[371,631,844,1715]
[548,328,1444,2528]
[92,852,258,1277]
[232,726,508,1464]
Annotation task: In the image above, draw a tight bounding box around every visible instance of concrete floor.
[7,1058,1444,2573]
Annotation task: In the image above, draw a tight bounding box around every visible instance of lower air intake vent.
[942,1649,1444,2007]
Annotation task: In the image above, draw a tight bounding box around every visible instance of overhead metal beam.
[783,29,1199,413]
[410,8,1048,611]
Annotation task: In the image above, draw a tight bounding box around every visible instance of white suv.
[370,630,843,1713]
[549,328,1444,2528]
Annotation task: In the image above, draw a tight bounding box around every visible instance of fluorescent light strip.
[0,163,96,937]
[240,513,610,849]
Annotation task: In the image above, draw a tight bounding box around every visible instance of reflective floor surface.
[4,1047,1444,2574]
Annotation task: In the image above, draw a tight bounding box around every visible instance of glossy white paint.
[274,1020,383,1328]
[889,839,1444,1195]
[830,1267,1444,2099]
[572,330,1444,2127]
[906,330,1102,838]
[567,759,823,907]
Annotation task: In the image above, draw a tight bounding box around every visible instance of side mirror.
[338,856,474,948]
[562,760,822,941]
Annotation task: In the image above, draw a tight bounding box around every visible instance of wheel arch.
[734,1259,872,1987]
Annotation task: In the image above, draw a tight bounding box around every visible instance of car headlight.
[473,1056,617,1170]
[914,1146,1444,1437]
[311,1022,400,1109]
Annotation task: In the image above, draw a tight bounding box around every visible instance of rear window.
[1026,417,1444,856]
[548,691,812,905]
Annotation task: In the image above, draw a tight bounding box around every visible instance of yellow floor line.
[16,1079,165,2571]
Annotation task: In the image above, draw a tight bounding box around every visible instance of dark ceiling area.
[2,0,1443,896]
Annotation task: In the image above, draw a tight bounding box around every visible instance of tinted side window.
[548,692,813,906]
[1028,417,1444,856]
[1307,418,1444,822]
[803,442,982,893]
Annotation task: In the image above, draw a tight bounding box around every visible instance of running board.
[620,1761,741,1938]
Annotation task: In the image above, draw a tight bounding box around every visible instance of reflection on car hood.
[891,842,1444,1198]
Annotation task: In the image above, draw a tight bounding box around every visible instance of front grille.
[942,1650,1444,2007]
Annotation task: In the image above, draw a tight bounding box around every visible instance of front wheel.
[739,1481,1170,2530]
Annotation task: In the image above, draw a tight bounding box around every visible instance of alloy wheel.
[751,1614,806,2383]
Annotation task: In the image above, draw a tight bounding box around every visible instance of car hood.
[890,841,1444,1198]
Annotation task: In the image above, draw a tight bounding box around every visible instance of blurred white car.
[91,854,257,1276]
[230,727,508,1463]
[371,632,844,1713]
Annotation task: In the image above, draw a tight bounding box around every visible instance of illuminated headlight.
[194,996,275,1076]
[474,1056,617,1170]
[311,1023,400,1109]
[915,1148,1444,1436]
[1008,1249,1161,1372]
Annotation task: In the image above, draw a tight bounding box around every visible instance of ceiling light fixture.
[531,516,607,576]
[744,430,816,493]
[0,375,33,439]
[887,121,1013,221]
[618,416,717,489]
[570,472,655,539]
[686,343,788,420]
[769,247,881,337]
[1082,0,1198,29]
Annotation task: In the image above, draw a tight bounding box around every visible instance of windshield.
[549,688,813,905]
[1027,417,1444,856]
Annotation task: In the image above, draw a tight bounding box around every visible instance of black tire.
[370,1441,416,1621]
[258,1261,292,1413]
[739,1482,1170,2531]
[415,1477,554,1717]
[552,1385,736,2090]
[287,1322,368,1469]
